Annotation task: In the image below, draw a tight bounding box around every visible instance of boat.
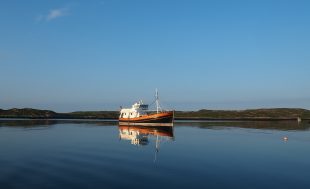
[118,125,174,162]
[119,90,174,126]
[118,125,174,146]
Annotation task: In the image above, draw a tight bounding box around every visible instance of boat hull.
[119,111,174,126]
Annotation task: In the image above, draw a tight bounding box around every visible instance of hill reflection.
[0,119,116,128]
[175,120,310,131]
[0,119,309,131]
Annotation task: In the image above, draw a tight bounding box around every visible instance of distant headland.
[0,108,309,121]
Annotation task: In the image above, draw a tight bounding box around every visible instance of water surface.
[0,120,310,189]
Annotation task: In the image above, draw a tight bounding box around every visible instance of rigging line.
[149,99,156,106]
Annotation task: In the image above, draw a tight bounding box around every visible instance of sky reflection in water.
[0,120,309,189]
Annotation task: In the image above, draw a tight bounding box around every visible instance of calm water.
[0,120,310,189]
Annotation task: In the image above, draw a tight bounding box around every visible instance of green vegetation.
[66,111,119,119]
[0,108,310,120]
[0,108,57,118]
[175,108,310,120]
[0,108,118,119]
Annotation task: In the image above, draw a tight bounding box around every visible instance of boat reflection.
[118,125,174,146]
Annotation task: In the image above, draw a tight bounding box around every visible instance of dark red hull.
[119,111,174,126]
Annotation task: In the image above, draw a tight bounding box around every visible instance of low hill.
[0,108,57,118]
[0,108,309,120]
[175,108,310,120]
[0,109,118,119]
[62,111,119,119]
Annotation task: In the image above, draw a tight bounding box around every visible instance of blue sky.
[0,0,309,112]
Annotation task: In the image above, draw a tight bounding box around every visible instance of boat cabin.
[119,101,149,119]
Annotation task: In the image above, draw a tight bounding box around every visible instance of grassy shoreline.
[1,108,310,120]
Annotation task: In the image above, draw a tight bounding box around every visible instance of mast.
[155,88,161,113]
[154,134,159,163]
